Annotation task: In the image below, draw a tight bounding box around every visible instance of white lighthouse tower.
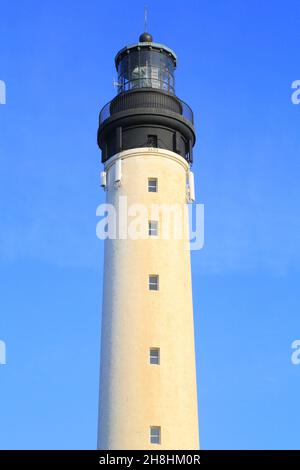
[97,32,199,450]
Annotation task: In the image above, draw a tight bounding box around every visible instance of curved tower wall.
[98,148,199,450]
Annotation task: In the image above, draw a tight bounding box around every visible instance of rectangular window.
[148,178,158,192]
[150,348,160,365]
[147,135,158,148]
[148,220,158,236]
[150,426,161,444]
[149,275,159,291]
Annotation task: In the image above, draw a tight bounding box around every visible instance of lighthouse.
[97,32,199,450]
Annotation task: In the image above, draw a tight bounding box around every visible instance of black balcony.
[99,89,194,126]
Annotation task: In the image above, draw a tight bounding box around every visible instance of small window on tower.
[149,275,159,291]
[148,178,158,192]
[147,135,158,148]
[150,426,161,444]
[150,348,160,365]
[148,221,158,236]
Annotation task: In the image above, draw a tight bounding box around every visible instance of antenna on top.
[144,5,148,32]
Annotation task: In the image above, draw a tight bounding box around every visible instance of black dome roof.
[139,32,153,42]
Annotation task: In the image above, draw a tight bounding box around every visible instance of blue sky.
[0,0,300,449]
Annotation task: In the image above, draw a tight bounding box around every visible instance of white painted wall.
[98,148,199,450]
